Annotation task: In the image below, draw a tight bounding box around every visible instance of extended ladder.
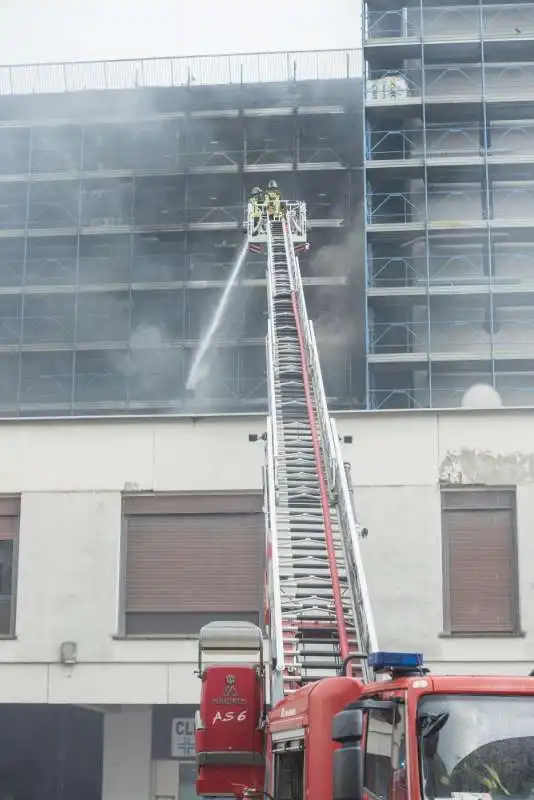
[263,214,378,704]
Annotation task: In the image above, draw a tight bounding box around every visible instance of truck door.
[272,734,305,800]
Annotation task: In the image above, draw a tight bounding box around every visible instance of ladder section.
[265,217,364,701]
[282,219,379,685]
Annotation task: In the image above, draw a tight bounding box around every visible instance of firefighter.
[430,757,511,798]
[249,186,263,235]
[264,180,282,219]
[451,762,511,796]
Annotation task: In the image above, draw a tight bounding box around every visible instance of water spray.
[186,238,248,392]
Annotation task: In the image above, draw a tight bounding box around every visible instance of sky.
[0,0,359,65]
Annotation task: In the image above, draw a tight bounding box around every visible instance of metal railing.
[365,63,534,104]
[0,49,360,97]
[246,201,307,244]
[367,185,534,226]
[369,317,534,359]
[366,123,534,161]
[365,3,534,41]
[368,378,534,410]
[368,252,534,288]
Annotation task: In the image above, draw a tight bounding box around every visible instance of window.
[0,496,20,635]
[419,694,534,800]
[364,704,406,800]
[122,492,264,636]
[441,488,519,636]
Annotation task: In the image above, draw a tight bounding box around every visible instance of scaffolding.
[363,0,534,409]
[0,49,364,416]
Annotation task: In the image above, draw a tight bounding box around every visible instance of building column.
[102,706,152,800]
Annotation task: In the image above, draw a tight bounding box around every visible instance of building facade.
[0,50,364,417]
[363,0,534,408]
[0,408,533,796]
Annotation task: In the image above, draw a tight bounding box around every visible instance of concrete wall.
[3,410,534,708]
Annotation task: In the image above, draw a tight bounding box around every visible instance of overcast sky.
[0,0,359,65]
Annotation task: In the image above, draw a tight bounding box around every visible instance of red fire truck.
[197,630,534,800]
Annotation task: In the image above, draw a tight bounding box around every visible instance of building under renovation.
[0,50,362,416]
[364,0,534,408]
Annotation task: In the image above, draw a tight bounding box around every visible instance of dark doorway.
[0,704,103,800]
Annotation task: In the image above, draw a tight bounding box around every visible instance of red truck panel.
[196,665,265,797]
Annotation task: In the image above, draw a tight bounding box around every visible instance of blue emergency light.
[368,651,424,674]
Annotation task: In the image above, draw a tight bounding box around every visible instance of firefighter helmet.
[268,180,278,189]
[251,186,262,196]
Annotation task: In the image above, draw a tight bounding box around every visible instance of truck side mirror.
[332,709,364,800]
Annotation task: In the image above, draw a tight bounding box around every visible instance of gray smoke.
[306,223,365,397]
[114,323,183,406]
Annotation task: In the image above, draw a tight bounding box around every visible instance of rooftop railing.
[0,49,361,97]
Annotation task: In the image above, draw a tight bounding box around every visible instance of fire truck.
[195,200,534,800]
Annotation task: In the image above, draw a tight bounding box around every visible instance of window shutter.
[123,493,264,624]
[442,490,517,635]
[125,512,263,613]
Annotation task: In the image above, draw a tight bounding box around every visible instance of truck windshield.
[419,694,534,800]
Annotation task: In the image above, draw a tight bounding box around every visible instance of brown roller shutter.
[0,496,19,636]
[126,512,263,613]
[442,490,518,635]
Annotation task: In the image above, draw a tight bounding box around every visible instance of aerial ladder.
[196,198,378,797]
[258,202,377,701]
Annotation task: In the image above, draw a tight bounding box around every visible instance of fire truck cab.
[197,640,534,800]
[333,651,534,800]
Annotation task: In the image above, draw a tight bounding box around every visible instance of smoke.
[86,110,250,410]
[305,222,365,401]
[0,77,363,412]
[461,383,503,409]
[114,324,183,405]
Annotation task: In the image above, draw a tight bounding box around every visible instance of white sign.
[171,717,195,759]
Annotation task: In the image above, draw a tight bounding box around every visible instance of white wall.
[347,409,534,672]
[102,707,152,800]
[3,410,534,705]
[0,415,260,705]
